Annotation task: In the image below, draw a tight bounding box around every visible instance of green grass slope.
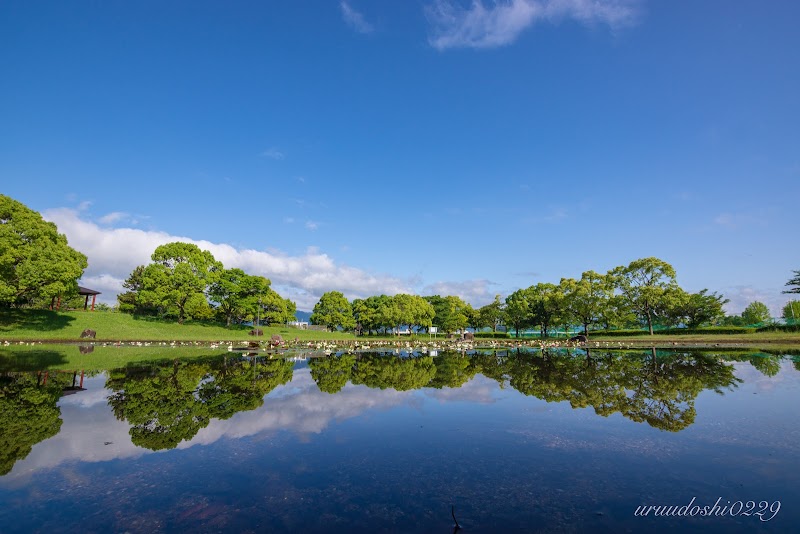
[0,309,354,342]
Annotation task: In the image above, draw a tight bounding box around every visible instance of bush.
[591,327,755,336]
[756,324,800,333]
[474,331,511,339]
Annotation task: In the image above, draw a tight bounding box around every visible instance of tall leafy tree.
[561,271,613,336]
[138,242,222,323]
[528,282,565,338]
[116,265,154,315]
[741,301,771,325]
[504,288,532,338]
[477,295,505,332]
[783,270,800,294]
[610,257,680,335]
[310,291,356,331]
[782,300,800,324]
[666,289,729,328]
[0,195,88,308]
[258,288,296,325]
[208,268,270,326]
[424,295,470,334]
[391,294,435,334]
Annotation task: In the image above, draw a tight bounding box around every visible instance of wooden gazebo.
[78,286,101,311]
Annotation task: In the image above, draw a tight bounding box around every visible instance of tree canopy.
[783,270,800,294]
[741,301,771,325]
[118,242,297,326]
[782,300,800,323]
[0,195,88,308]
[310,291,356,331]
[137,242,222,324]
[208,268,271,326]
[610,257,679,335]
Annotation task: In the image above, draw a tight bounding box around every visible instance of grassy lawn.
[0,344,237,371]
[586,331,800,347]
[0,309,355,342]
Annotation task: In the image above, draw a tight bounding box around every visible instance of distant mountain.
[295,310,312,323]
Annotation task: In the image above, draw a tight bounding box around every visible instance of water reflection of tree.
[199,358,294,419]
[351,354,436,391]
[106,357,293,451]
[746,354,781,377]
[309,354,356,394]
[0,372,68,475]
[496,349,741,432]
[427,352,479,389]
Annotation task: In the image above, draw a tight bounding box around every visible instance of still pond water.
[1,347,799,533]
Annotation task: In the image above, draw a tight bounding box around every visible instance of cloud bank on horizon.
[42,205,791,316]
[44,207,413,311]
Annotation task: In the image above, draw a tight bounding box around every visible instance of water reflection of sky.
[1,357,799,533]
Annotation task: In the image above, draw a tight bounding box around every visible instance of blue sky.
[1,0,798,313]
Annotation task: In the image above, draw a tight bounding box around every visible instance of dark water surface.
[1,348,798,533]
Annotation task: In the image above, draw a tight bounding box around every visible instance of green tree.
[137,242,222,324]
[610,257,680,335]
[782,300,800,324]
[258,288,296,325]
[423,295,470,334]
[117,265,157,315]
[783,270,800,294]
[666,289,728,328]
[561,271,613,336]
[528,282,566,338]
[741,301,771,325]
[0,195,88,308]
[209,268,270,326]
[477,295,505,332]
[391,294,435,334]
[310,291,356,331]
[504,288,532,338]
[353,295,394,335]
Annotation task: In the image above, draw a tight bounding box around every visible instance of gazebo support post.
[91,295,96,311]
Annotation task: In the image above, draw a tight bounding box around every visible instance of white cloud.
[98,211,129,225]
[720,285,786,317]
[79,274,126,298]
[261,147,285,160]
[423,279,499,307]
[42,208,411,310]
[426,0,640,50]
[340,1,374,34]
[77,200,92,211]
[305,220,319,231]
[0,368,503,484]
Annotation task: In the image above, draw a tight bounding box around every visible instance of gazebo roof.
[77,286,101,296]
